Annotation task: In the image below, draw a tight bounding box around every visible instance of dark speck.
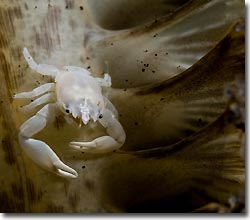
[86,57,90,60]
[80,6,84,10]
[144,50,148,53]
[123,88,127,92]
[18,65,21,68]
[65,5,69,9]
[144,64,149,67]
[142,68,145,72]
[31,100,34,102]
[166,52,168,55]
[65,109,70,113]
[34,6,37,9]
[125,79,128,82]
[87,66,91,69]
[177,65,180,69]
[110,42,114,46]
[153,34,157,38]
[0,100,3,104]
[82,165,85,169]
[152,70,155,73]
[160,98,164,101]
[134,122,138,126]
[155,53,158,56]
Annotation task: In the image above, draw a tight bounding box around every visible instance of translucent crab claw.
[16,103,78,179]
[19,134,78,178]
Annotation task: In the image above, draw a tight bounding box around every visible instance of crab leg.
[18,103,78,178]
[23,47,59,77]
[19,93,55,111]
[95,74,112,87]
[69,108,125,153]
[14,83,55,99]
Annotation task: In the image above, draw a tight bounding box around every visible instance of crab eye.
[65,109,70,114]
[98,114,103,119]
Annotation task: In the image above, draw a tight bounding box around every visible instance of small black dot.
[125,79,128,82]
[0,100,3,103]
[65,109,70,113]
[152,70,155,73]
[142,68,145,72]
[34,6,37,9]
[87,66,91,69]
[80,6,84,10]
[160,98,164,101]
[123,88,127,92]
[18,65,21,68]
[165,52,168,55]
[65,5,69,9]
[155,53,158,56]
[144,50,148,53]
[134,122,138,126]
[99,114,103,119]
[82,165,85,169]
[31,99,34,102]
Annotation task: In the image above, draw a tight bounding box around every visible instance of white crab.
[14,48,126,178]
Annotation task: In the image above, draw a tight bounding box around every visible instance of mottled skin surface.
[0,0,245,213]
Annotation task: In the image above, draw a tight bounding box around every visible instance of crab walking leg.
[18,103,78,178]
[69,109,126,153]
[95,74,112,87]
[14,83,55,99]
[19,93,55,111]
[23,47,59,77]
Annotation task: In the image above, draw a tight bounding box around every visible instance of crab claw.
[19,134,78,178]
[54,160,78,179]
